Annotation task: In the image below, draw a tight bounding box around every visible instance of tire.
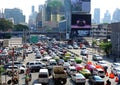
[7,80,12,84]
[62,79,67,84]
[20,70,24,74]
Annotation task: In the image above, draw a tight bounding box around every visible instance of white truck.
[52,66,67,84]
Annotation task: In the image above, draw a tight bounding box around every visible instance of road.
[1,46,118,85]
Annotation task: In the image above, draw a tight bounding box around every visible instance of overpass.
[0,31,66,35]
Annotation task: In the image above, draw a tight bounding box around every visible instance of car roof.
[69,66,76,69]
[39,69,48,72]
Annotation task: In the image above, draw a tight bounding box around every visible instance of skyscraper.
[112,8,120,22]
[103,10,111,23]
[93,8,100,24]
[4,8,25,24]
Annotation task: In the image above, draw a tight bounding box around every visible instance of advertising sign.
[71,13,91,29]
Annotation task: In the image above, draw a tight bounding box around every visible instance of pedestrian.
[106,79,111,85]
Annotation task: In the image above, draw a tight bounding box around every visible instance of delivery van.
[38,69,49,84]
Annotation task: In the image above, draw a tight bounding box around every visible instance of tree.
[99,41,112,56]
[13,24,29,31]
[0,18,14,31]
[14,24,29,31]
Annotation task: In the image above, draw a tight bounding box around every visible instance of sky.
[0,0,120,22]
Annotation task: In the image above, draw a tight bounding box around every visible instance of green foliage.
[14,24,29,31]
[92,40,97,47]
[0,65,5,74]
[0,18,14,31]
[99,41,112,54]
[47,0,63,14]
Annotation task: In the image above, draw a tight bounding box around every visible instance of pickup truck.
[52,66,67,84]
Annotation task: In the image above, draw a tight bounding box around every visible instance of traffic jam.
[0,37,120,85]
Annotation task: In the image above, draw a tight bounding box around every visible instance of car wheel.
[20,70,24,74]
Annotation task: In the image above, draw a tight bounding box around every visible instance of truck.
[52,66,67,84]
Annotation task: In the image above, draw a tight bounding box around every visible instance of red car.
[85,64,96,72]
[75,64,84,71]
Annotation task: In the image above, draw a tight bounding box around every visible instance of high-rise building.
[4,8,25,24]
[93,8,100,24]
[64,0,71,32]
[32,6,35,13]
[28,6,38,30]
[102,10,111,23]
[112,8,120,22]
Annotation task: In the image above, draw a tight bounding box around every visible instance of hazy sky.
[0,0,120,22]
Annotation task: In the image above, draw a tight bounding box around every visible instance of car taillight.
[76,78,80,80]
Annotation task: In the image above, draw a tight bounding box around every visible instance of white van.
[38,69,49,84]
[93,68,105,78]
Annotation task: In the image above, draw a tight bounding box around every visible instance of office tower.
[112,8,120,22]
[28,6,38,30]
[4,8,25,24]
[32,6,35,13]
[93,8,100,24]
[103,10,111,23]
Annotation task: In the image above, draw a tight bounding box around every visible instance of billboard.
[71,13,91,29]
[71,0,91,13]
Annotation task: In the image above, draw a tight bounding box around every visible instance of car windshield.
[116,69,120,72]
[94,76,102,80]
[83,69,89,72]
[99,61,105,64]
[71,69,76,71]
[76,74,83,78]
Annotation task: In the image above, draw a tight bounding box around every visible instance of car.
[111,62,120,69]
[85,64,96,72]
[26,49,33,54]
[68,59,76,65]
[57,59,65,65]
[80,49,88,56]
[96,60,108,69]
[111,67,120,76]
[89,75,104,85]
[63,62,70,70]
[75,64,84,71]
[92,54,103,61]
[79,69,91,78]
[46,59,57,69]
[71,73,86,84]
[67,45,73,49]
[67,66,77,76]
[26,61,45,72]
[6,65,23,75]
[35,53,42,59]
[73,45,79,49]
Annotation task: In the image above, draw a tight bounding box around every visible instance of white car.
[67,66,77,76]
[68,59,76,65]
[111,67,120,76]
[71,73,86,84]
[81,49,88,56]
[96,60,108,68]
[63,62,70,70]
[111,63,120,69]
[47,59,57,69]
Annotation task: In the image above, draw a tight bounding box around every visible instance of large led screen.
[71,0,91,13]
[71,14,91,29]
